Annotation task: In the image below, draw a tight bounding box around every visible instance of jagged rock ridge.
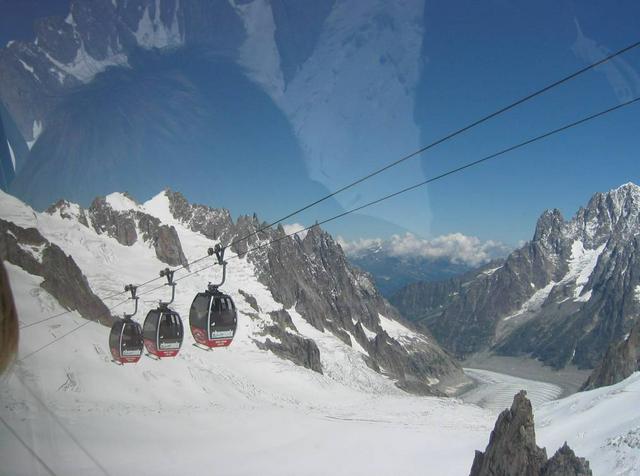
[393,183,640,370]
[164,189,466,394]
[470,390,592,476]
[581,320,640,391]
[48,193,188,267]
[0,218,113,325]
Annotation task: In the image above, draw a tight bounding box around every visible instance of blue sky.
[2,0,639,249]
[411,0,640,245]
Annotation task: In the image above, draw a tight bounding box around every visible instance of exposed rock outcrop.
[164,190,233,241]
[0,219,113,325]
[256,310,322,374]
[470,391,591,476]
[393,183,640,370]
[87,195,188,267]
[238,289,260,313]
[163,191,466,395]
[544,443,593,476]
[581,320,640,391]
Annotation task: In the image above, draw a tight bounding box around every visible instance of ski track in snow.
[1,190,639,475]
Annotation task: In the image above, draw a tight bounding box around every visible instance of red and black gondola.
[109,285,144,364]
[143,308,184,357]
[189,289,237,348]
[189,245,237,349]
[142,268,184,358]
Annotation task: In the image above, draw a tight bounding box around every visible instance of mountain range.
[391,182,640,371]
[342,233,510,297]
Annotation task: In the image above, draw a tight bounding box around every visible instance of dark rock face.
[470,391,548,476]
[86,195,188,267]
[470,391,591,476]
[389,261,504,329]
[581,320,640,391]
[238,289,260,313]
[163,191,466,395]
[393,183,640,370]
[544,443,592,476]
[251,224,463,394]
[0,219,113,325]
[89,197,138,246]
[165,190,233,241]
[256,310,322,374]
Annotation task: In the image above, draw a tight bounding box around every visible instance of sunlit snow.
[1,189,639,475]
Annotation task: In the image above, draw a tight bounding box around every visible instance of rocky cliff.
[581,320,640,391]
[0,218,113,325]
[47,193,189,267]
[164,189,466,394]
[393,183,640,370]
[470,391,592,476]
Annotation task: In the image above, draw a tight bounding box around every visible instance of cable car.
[142,268,184,358]
[190,245,238,349]
[189,288,237,348]
[109,285,144,364]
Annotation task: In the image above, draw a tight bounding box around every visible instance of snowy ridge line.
[225,38,640,248]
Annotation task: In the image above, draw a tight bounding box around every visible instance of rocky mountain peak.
[41,188,464,395]
[533,208,568,255]
[575,181,640,248]
[393,182,640,370]
[470,391,592,476]
[470,390,547,476]
[87,192,188,267]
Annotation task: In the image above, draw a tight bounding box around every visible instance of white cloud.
[336,236,383,255]
[283,223,309,240]
[340,232,511,267]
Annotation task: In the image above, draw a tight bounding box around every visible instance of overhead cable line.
[224,96,640,261]
[19,253,214,331]
[0,414,58,476]
[227,39,640,248]
[18,261,220,360]
[24,37,640,323]
[19,95,639,336]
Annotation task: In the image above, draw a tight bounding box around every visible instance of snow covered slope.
[538,373,640,476]
[0,188,464,394]
[1,189,639,474]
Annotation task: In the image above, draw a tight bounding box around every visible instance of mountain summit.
[392,183,640,369]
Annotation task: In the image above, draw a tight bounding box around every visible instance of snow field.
[2,190,639,475]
